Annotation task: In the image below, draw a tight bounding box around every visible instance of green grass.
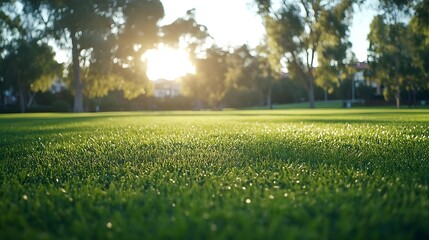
[243,100,429,110]
[1,109,428,239]
[241,100,345,109]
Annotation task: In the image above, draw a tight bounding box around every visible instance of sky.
[159,0,378,62]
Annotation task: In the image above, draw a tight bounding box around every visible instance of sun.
[142,44,195,81]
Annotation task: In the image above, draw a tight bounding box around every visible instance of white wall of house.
[153,79,181,98]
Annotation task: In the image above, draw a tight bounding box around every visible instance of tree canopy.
[1,0,429,112]
[255,0,355,108]
[20,0,165,112]
[0,39,61,112]
[367,0,429,108]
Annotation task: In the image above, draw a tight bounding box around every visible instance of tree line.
[1,0,428,112]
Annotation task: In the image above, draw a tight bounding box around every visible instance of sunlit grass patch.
[0,109,428,239]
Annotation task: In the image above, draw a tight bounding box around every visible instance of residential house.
[153,79,181,98]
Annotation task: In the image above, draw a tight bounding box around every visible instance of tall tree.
[368,17,414,108]
[255,0,354,108]
[196,46,229,110]
[162,8,210,60]
[164,9,211,109]
[182,46,229,110]
[23,0,164,112]
[0,39,61,112]
[1,1,23,50]
[408,1,429,91]
[367,0,417,108]
[226,44,279,108]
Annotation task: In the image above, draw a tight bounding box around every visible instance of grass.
[243,100,429,110]
[0,109,428,239]
[241,100,345,110]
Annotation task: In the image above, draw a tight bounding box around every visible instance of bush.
[51,99,72,112]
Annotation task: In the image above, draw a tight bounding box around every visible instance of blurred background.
[1,0,428,113]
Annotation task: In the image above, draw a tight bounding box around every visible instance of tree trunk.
[259,91,265,106]
[324,89,328,102]
[26,92,37,109]
[394,56,400,109]
[71,31,84,113]
[17,78,26,113]
[267,86,272,109]
[308,78,315,108]
[407,90,412,108]
[395,89,400,109]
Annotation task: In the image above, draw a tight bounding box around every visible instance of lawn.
[0,109,428,239]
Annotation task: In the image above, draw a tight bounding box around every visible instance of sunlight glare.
[142,45,195,81]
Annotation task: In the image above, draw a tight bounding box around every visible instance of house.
[353,61,381,95]
[153,79,181,98]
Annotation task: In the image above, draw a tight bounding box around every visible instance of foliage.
[226,44,280,108]
[367,16,411,107]
[0,110,428,238]
[193,46,229,110]
[408,1,429,90]
[161,8,210,60]
[162,9,213,109]
[255,0,355,108]
[0,39,62,112]
[0,1,24,49]
[21,0,165,112]
[367,0,429,108]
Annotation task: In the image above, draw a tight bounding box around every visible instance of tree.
[225,45,259,103]
[226,44,280,108]
[1,1,62,112]
[164,9,212,109]
[368,17,416,108]
[1,1,23,50]
[23,0,165,112]
[408,1,429,92]
[162,8,210,61]
[194,46,229,110]
[182,46,229,110]
[255,0,355,108]
[114,0,164,100]
[367,0,419,108]
[0,39,61,112]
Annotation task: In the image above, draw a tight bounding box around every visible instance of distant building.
[353,61,381,95]
[51,77,67,94]
[353,62,367,84]
[153,79,181,98]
